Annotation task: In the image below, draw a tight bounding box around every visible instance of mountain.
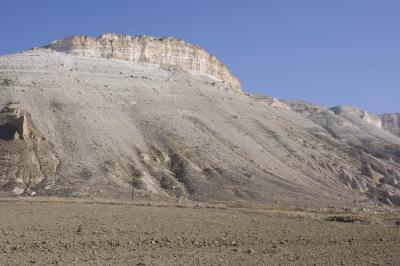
[0,33,399,207]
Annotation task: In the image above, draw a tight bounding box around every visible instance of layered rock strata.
[45,33,241,93]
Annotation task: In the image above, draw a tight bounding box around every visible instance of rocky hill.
[0,34,399,208]
[380,113,400,137]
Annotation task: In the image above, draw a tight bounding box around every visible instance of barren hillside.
[0,34,399,208]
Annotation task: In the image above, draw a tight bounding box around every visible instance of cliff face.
[45,33,241,93]
[380,113,400,137]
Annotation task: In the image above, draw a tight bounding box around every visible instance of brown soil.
[0,199,399,265]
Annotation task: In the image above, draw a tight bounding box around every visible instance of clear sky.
[1,0,399,114]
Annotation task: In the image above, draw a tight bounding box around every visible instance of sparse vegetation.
[131,167,144,200]
[325,215,369,224]
[0,78,14,86]
[76,224,84,234]
[50,100,64,112]
[202,167,213,176]
[160,175,174,190]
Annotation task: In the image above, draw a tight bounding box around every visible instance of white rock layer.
[46,33,241,93]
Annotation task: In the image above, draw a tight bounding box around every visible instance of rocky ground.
[0,199,399,265]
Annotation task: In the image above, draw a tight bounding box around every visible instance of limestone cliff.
[45,33,241,93]
[380,113,400,137]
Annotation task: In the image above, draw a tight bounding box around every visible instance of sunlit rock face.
[46,33,241,93]
[380,113,400,137]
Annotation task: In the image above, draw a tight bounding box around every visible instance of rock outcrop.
[0,104,59,196]
[330,106,383,129]
[45,33,241,93]
[380,113,400,137]
[248,94,291,110]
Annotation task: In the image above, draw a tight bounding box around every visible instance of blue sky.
[1,0,399,114]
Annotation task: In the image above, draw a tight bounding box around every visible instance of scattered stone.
[247,248,256,255]
[76,225,84,234]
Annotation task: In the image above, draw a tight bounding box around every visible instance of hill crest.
[45,33,241,93]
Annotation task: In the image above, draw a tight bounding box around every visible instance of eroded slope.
[0,45,399,207]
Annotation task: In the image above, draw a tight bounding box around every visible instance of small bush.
[202,168,213,176]
[160,176,174,190]
[174,187,183,198]
[76,224,84,234]
[131,167,144,189]
[1,78,13,86]
[132,168,142,178]
[132,178,144,189]
[50,100,64,112]
[325,215,369,224]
